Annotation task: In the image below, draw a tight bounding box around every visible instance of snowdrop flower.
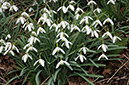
[56,32,69,38]
[107,0,116,5]
[38,17,53,26]
[103,18,114,25]
[31,31,37,36]
[75,7,84,14]
[50,23,59,31]
[5,34,11,40]
[61,40,72,49]
[28,7,34,12]
[74,14,80,20]
[16,17,26,24]
[53,0,58,2]
[112,36,121,43]
[37,27,46,35]
[79,46,89,54]
[67,4,74,11]
[57,6,68,13]
[0,46,4,53]
[28,36,40,44]
[12,44,19,53]
[87,0,97,5]
[56,60,70,69]
[26,46,38,53]
[4,50,15,56]
[98,53,108,60]
[0,0,5,3]
[97,43,108,52]
[91,29,100,38]
[42,7,50,15]
[9,5,18,12]
[92,19,103,28]
[22,53,33,63]
[80,16,93,24]
[70,0,76,4]
[23,43,32,49]
[32,1,38,6]
[0,39,5,45]
[75,53,87,63]
[21,12,29,17]
[56,36,68,43]
[52,44,65,55]
[102,31,112,39]
[70,24,80,32]
[2,2,10,9]
[4,42,12,51]
[93,8,102,13]
[58,20,69,29]
[24,23,35,31]
[0,8,3,13]
[33,58,45,67]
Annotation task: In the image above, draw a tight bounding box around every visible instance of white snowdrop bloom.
[56,36,68,43]
[4,42,11,51]
[50,10,57,14]
[70,0,76,4]
[31,31,37,36]
[80,16,93,24]
[28,7,34,12]
[0,39,5,45]
[56,60,70,69]
[9,5,18,12]
[91,30,100,38]
[4,50,15,56]
[107,0,116,5]
[67,4,74,11]
[21,12,29,17]
[32,1,38,6]
[16,17,26,24]
[102,31,112,39]
[43,7,50,15]
[37,27,46,35]
[92,19,103,28]
[58,20,69,29]
[74,14,80,20]
[24,23,35,32]
[2,2,10,9]
[93,8,102,13]
[33,58,45,67]
[79,47,89,54]
[75,7,84,14]
[22,53,33,63]
[112,36,121,43]
[98,53,108,60]
[61,40,72,49]
[103,18,114,25]
[75,53,87,63]
[70,24,80,32]
[28,36,40,44]
[43,0,46,3]
[53,0,58,2]
[45,18,53,26]
[12,44,19,53]
[37,17,45,24]
[0,8,3,13]
[87,0,97,5]
[52,46,65,55]
[50,23,59,31]
[82,25,92,35]
[97,43,108,52]
[38,16,53,26]
[0,0,5,3]
[26,46,38,53]
[23,43,32,49]
[5,34,11,40]
[56,32,69,38]
[0,46,4,53]
[57,6,68,13]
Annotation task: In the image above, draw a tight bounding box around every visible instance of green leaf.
[6,76,21,85]
[54,69,61,82]
[35,70,42,85]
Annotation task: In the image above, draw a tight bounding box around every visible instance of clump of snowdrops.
[0,0,126,85]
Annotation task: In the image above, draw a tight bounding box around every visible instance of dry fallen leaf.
[102,69,111,76]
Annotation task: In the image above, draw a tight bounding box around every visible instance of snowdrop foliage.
[0,0,125,85]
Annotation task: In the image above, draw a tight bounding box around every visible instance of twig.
[0,76,7,83]
[119,60,129,71]
[107,60,129,83]
[40,75,50,85]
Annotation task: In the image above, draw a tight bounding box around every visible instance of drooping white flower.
[0,39,5,45]
[4,50,15,56]
[0,8,3,13]
[23,43,32,49]
[22,53,33,63]
[56,37,68,43]
[9,5,18,12]
[50,23,59,31]
[79,47,89,54]
[67,4,74,11]
[102,31,112,39]
[2,2,10,9]
[21,12,29,17]
[93,8,102,13]
[80,16,93,24]
[112,36,122,43]
[97,43,108,52]
[28,7,34,12]
[38,16,53,26]
[58,20,69,29]
[57,6,68,13]
[4,42,12,51]
[56,32,69,38]
[0,46,4,53]
[61,40,72,49]
[98,53,108,60]
[74,14,80,20]
[33,58,45,67]
[56,60,70,68]
[87,0,97,5]
[75,53,87,63]
[24,23,35,31]
[103,18,114,25]
[16,17,26,24]
[107,0,116,5]
[75,7,84,14]
[92,19,103,27]
[70,0,76,4]
[32,1,38,6]
[5,34,11,40]
[37,27,46,35]
[81,25,91,34]
[12,44,19,53]
[26,46,38,53]
[0,0,5,3]
[91,30,100,38]
[53,0,58,2]
[70,24,80,32]
[52,46,65,55]
[28,36,40,44]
